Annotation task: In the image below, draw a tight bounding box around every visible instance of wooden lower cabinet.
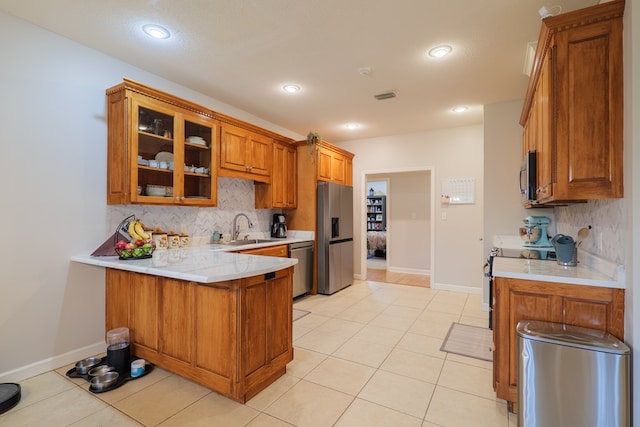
[235,244,288,257]
[242,272,292,394]
[105,267,293,403]
[492,277,624,413]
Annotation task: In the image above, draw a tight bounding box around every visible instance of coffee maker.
[271,214,287,238]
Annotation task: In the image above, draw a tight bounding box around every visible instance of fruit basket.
[114,215,156,260]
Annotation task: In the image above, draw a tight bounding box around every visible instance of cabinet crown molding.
[108,78,294,144]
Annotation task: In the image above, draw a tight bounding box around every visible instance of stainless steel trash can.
[517,320,630,427]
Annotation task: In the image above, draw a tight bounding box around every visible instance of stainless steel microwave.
[520,151,536,203]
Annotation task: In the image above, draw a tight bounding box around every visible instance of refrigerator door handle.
[329,238,353,245]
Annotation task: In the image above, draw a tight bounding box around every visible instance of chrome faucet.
[232,213,253,240]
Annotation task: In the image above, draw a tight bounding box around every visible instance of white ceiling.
[1,0,596,143]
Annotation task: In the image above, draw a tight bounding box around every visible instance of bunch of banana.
[128,219,150,240]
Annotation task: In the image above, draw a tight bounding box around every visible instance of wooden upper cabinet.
[107,78,296,206]
[219,123,273,183]
[106,79,218,206]
[255,141,297,209]
[520,0,624,206]
[317,143,353,185]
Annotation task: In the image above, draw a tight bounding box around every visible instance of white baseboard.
[432,282,482,294]
[0,342,105,383]
[386,266,430,275]
[481,302,490,312]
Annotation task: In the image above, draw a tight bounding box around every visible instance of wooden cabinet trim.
[109,78,296,143]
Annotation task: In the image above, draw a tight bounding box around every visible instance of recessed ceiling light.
[428,45,452,58]
[142,24,170,39]
[344,123,361,130]
[282,84,301,93]
[451,106,469,113]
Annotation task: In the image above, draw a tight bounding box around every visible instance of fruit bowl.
[114,216,156,260]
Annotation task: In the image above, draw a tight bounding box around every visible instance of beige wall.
[339,125,484,293]
[388,171,431,273]
[0,12,302,380]
[482,99,557,306]
[367,171,431,274]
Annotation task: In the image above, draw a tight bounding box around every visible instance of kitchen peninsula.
[72,244,298,403]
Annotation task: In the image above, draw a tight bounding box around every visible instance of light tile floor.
[1,279,517,426]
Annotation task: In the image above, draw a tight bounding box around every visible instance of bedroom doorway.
[363,169,432,288]
[366,180,388,272]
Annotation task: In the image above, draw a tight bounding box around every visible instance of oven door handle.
[483,261,490,277]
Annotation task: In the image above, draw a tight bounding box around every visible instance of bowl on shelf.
[187,136,206,145]
[145,185,166,197]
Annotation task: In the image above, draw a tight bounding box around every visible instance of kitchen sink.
[217,239,280,246]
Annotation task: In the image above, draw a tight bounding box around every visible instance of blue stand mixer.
[521,216,553,248]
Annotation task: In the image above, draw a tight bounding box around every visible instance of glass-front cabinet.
[107,79,218,206]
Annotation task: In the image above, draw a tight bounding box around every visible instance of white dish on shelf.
[155,151,174,162]
[145,185,167,197]
[187,136,206,146]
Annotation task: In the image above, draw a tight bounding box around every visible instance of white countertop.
[71,236,311,284]
[492,235,624,289]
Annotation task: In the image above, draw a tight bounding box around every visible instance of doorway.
[366,179,388,272]
[362,169,433,287]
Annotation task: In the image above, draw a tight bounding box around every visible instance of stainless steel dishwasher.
[517,320,630,427]
[289,241,313,298]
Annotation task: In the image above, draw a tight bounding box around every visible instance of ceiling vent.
[374,91,397,100]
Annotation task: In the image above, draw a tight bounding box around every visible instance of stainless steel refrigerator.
[317,182,354,295]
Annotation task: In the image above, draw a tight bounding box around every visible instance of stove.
[484,246,556,330]
[494,247,556,261]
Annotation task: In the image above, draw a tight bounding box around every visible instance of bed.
[367,231,387,257]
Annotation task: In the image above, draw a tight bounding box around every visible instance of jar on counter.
[152,232,168,249]
[167,233,180,249]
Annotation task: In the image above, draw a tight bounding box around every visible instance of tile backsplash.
[108,178,279,244]
[555,198,625,264]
